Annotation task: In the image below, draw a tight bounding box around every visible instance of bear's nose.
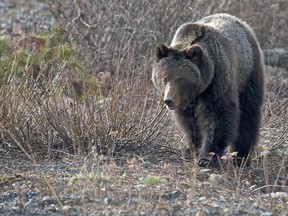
[164,99,174,108]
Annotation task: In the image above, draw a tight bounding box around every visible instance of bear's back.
[196,13,258,62]
[171,13,263,91]
[198,13,255,76]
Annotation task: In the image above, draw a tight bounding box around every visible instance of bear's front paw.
[197,157,220,168]
[183,148,198,160]
[183,148,192,160]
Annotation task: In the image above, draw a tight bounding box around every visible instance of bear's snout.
[164,82,180,110]
[164,99,174,109]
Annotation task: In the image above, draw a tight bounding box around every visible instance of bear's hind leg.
[233,78,264,166]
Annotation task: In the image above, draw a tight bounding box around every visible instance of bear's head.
[152,44,214,110]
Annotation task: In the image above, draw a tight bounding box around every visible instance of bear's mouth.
[163,98,177,110]
[165,104,176,110]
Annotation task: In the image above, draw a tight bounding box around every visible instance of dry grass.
[0,0,287,215]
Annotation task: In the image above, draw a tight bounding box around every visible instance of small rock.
[207,174,234,190]
[42,195,52,203]
[198,196,206,202]
[161,190,181,200]
[47,204,56,211]
[64,199,74,205]
[275,192,288,202]
[209,201,220,208]
[196,210,206,216]
[198,168,211,173]
[104,197,112,205]
[261,212,273,216]
[261,192,288,202]
[25,199,40,208]
[26,191,38,199]
[219,195,226,202]
[136,196,145,204]
[140,161,153,168]
[62,205,72,211]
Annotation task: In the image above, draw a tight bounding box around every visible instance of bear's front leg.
[197,100,240,167]
[172,108,201,159]
[183,127,200,160]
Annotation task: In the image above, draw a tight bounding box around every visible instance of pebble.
[104,197,112,205]
[208,174,235,190]
[261,212,273,216]
[26,191,38,199]
[161,190,181,200]
[25,199,40,208]
[198,196,206,202]
[261,192,288,202]
[140,161,153,168]
[62,205,72,211]
[42,195,52,203]
[195,211,206,216]
[198,168,211,173]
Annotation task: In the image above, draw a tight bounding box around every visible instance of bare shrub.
[0,48,168,159]
[49,0,288,71]
[1,0,287,164]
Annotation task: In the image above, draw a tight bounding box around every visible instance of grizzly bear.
[152,13,265,167]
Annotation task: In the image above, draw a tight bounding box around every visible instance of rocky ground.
[0,0,54,38]
[0,151,287,215]
[0,1,287,215]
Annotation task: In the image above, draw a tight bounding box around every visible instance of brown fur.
[152,14,265,167]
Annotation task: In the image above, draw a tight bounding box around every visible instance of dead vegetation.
[0,0,287,215]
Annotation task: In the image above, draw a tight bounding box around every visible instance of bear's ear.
[156,44,169,61]
[185,45,203,65]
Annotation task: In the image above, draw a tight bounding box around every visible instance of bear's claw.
[197,157,220,168]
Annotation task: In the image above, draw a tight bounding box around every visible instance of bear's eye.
[177,77,184,82]
[163,78,167,84]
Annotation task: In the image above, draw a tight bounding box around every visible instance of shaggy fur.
[152,13,265,166]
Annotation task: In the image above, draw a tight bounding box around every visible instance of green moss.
[140,176,169,185]
[69,172,112,184]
